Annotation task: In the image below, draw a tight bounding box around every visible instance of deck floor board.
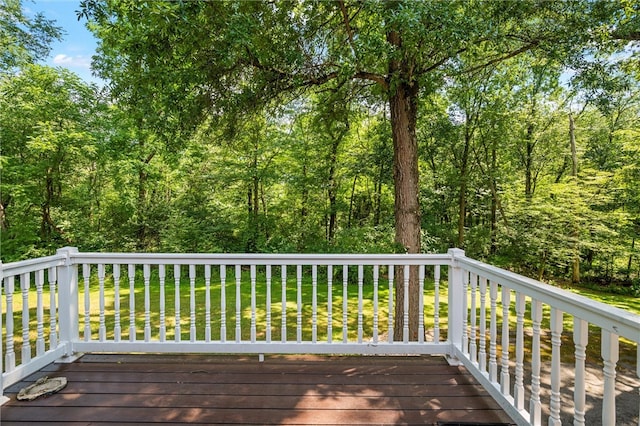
[1,354,514,425]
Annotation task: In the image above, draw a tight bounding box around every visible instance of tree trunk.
[373,163,384,227]
[386,21,421,341]
[327,138,339,243]
[524,122,535,200]
[628,236,635,281]
[246,143,259,253]
[0,195,10,231]
[40,173,55,240]
[569,113,580,284]
[389,80,421,340]
[457,130,471,247]
[136,166,148,250]
[569,113,578,177]
[347,175,357,228]
[299,161,309,251]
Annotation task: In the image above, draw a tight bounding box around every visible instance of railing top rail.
[455,255,640,341]
[0,254,66,278]
[70,252,453,266]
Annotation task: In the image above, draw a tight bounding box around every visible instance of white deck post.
[448,248,465,362]
[0,261,6,405]
[573,317,588,426]
[56,247,79,358]
[549,308,563,426]
[602,330,619,426]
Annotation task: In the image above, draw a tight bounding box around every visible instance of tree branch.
[337,0,357,55]
[353,71,389,90]
[462,41,540,75]
[611,30,640,41]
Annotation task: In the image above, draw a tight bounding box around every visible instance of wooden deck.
[1,354,514,425]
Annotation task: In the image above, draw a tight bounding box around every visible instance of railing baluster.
[98,264,106,342]
[388,265,394,343]
[48,267,58,349]
[434,265,440,343]
[403,264,409,343]
[19,273,31,364]
[265,265,271,343]
[489,280,498,382]
[35,270,45,356]
[174,264,181,343]
[125,265,137,342]
[251,264,257,343]
[82,265,91,342]
[549,307,563,426]
[296,265,302,343]
[529,298,543,426]
[602,330,619,426]
[204,265,211,342]
[573,317,588,426]
[514,291,525,410]
[128,264,136,342]
[159,265,166,342]
[0,271,2,387]
[312,265,317,344]
[5,276,15,371]
[144,264,151,342]
[500,285,511,396]
[327,265,333,344]
[113,264,121,342]
[220,265,227,342]
[280,265,286,343]
[343,265,348,343]
[235,264,241,343]
[418,265,425,344]
[478,276,487,372]
[189,265,196,342]
[373,265,379,344]
[462,270,469,354]
[357,265,363,344]
[469,272,477,362]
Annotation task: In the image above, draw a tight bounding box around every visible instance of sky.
[28,0,104,85]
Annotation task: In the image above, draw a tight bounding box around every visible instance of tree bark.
[388,83,421,340]
[569,113,580,284]
[569,113,578,177]
[327,138,340,243]
[457,129,471,247]
[387,22,422,341]
[524,122,535,200]
[246,141,260,253]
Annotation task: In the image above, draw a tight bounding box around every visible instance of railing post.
[602,330,619,426]
[57,247,79,358]
[0,261,7,404]
[448,248,465,363]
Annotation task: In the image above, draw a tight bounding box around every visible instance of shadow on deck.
[1,354,514,425]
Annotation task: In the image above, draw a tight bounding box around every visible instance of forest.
[1,0,639,294]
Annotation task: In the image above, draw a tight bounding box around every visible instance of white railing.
[453,256,640,426]
[1,247,639,426]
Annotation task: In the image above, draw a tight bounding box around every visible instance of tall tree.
[0,65,102,259]
[80,0,633,337]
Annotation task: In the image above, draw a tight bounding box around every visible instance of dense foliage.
[1,0,639,295]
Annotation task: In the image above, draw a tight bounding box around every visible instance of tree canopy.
[0,0,62,73]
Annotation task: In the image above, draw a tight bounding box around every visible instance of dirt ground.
[523,359,639,425]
